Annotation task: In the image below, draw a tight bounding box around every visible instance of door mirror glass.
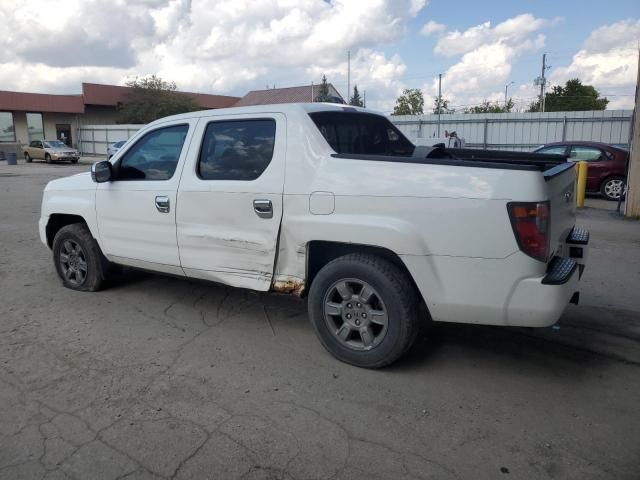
[91,161,112,183]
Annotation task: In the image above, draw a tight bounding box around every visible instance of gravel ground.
[1,160,639,480]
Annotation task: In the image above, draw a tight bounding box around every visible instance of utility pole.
[624,48,640,217]
[534,54,550,112]
[311,81,314,102]
[347,50,351,104]
[363,90,366,108]
[505,81,514,108]
[437,73,442,137]
[540,53,546,112]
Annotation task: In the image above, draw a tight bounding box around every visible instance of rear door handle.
[253,199,273,219]
[155,196,170,213]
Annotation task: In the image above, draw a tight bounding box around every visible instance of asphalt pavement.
[1,160,639,480]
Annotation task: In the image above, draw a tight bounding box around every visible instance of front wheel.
[601,176,626,201]
[52,223,111,291]
[308,253,422,368]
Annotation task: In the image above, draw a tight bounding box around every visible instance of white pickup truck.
[39,103,589,368]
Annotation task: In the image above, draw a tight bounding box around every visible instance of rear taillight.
[507,201,550,262]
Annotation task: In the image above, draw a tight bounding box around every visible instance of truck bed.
[332,147,572,175]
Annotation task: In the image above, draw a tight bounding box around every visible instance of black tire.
[24,152,32,163]
[71,159,78,164]
[52,223,111,291]
[600,176,626,201]
[308,253,422,368]
[45,153,52,164]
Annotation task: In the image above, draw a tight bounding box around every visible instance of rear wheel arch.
[600,175,626,201]
[305,240,425,304]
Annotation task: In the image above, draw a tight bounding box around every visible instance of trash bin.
[6,152,17,165]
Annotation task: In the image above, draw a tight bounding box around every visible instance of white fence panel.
[78,124,143,155]
[392,110,632,151]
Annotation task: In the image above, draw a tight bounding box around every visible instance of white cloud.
[550,19,639,109]
[0,0,429,112]
[421,20,446,36]
[423,14,549,111]
[433,14,550,57]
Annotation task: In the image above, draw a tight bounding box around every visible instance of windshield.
[45,140,68,148]
[309,111,415,156]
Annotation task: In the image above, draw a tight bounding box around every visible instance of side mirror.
[91,161,112,183]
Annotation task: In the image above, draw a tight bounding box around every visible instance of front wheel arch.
[46,214,88,248]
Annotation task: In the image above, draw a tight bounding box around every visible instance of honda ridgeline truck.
[39,103,589,368]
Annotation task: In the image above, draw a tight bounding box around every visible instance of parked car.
[39,104,589,368]
[107,140,126,159]
[534,141,628,201]
[24,140,80,164]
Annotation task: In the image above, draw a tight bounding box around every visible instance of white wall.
[391,110,633,151]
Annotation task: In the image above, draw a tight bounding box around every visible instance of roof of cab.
[148,102,381,126]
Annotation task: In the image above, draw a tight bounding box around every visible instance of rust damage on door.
[272,278,305,296]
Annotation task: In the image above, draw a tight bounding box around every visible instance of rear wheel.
[52,223,111,291]
[71,159,78,164]
[24,152,32,163]
[600,176,625,201]
[45,153,52,164]
[308,253,422,368]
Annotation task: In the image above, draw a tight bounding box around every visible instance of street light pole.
[437,73,442,137]
[505,81,514,107]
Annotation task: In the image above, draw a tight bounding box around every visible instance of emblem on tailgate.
[564,191,573,203]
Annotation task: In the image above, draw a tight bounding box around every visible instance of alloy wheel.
[59,239,88,286]
[323,278,388,351]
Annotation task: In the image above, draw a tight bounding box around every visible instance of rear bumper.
[505,226,589,327]
[401,226,590,329]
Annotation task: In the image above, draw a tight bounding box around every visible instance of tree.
[392,88,424,115]
[433,96,454,114]
[118,75,200,123]
[528,78,609,112]
[465,99,514,114]
[349,85,364,107]
[315,75,333,102]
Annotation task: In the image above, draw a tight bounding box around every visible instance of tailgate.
[545,164,576,257]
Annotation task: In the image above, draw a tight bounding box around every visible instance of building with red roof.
[0,83,239,148]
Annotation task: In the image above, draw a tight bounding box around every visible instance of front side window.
[26,113,44,142]
[0,112,15,142]
[570,146,602,162]
[309,112,415,156]
[198,119,276,181]
[116,124,188,181]
[45,140,67,148]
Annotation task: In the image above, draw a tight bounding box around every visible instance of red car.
[534,141,628,201]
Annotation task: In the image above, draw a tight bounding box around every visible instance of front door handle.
[253,199,273,219]
[155,196,170,213]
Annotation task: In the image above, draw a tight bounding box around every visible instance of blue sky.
[1,0,638,111]
[383,0,640,110]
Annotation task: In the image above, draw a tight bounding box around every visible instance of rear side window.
[309,112,414,156]
[198,119,276,181]
[570,146,603,162]
[116,124,188,181]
